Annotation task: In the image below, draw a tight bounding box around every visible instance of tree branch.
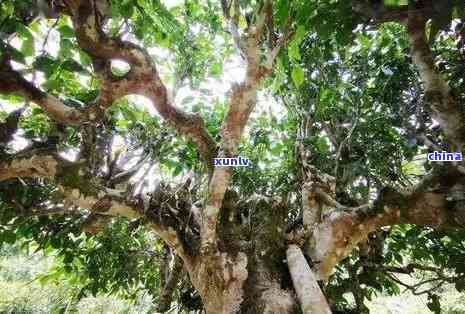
[406,13,465,150]
[0,0,218,170]
[352,1,465,150]
[63,0,216,167]
[286,245,332,314]
[0,148,201,262]
[222,0,246,59]
[201,2,273,251]
[157,254,184,312]
[0,61,84,124]
[351,1,432,25]
[201,1,296,251]
[307,166,465,279]
[0,152,63,182]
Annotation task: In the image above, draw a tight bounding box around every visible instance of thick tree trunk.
[186,251,303,314]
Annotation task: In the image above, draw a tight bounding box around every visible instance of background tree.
[0,0,465,313]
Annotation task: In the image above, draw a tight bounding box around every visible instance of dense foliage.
[1,0,465,313]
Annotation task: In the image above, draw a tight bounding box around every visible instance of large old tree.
[1,0,465,313]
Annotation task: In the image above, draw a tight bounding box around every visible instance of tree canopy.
[0,0,465,313]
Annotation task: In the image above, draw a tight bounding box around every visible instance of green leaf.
[173,165,183,176]
[3,230,16,244]
[210,62,222,76]
[116,119,129,130]
[1,2,14,17]
[0,43,25,63]
[271,143,283,156]
[293,25,307,44]
[291,66,305,87]
[59,39,73,58]
[16,23,33,39]
[58,25,75,38]
[315,137,329,153]
[21,36,34,56]
[162,159,179,170]
[16,23,34,56]
[288,43,301,61]
[61,59,87,73]
[120,1,134,17]
[33,55,57,75]
[43,78,61,91]
[79,50,92,67]
[384,0,408,6]
[276,0,289,26]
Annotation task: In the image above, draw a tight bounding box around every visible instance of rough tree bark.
[1,0,465,313]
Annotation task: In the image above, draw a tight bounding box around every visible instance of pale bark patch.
[287,245,332,314]
[0,155,58,181]
[221,252,248,313]
[62,189,141,220]
[250,259,297,314]
[191,252,248,314]
[261,286,296,314]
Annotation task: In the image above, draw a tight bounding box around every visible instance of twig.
[40,18,60,56]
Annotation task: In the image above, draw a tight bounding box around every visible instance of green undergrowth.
[0,243,153,314]
[0,242,464,314]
